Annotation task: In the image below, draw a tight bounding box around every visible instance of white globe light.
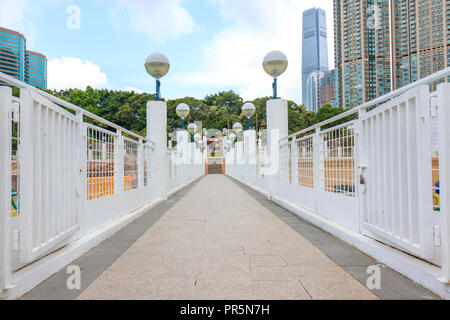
[145,52,170,79]
[263,50,288,78]
[229,133,237,142]
[233,122,243,134]
[194,133,202,142]
[242,102,256,118]
[176,103,190,119]
[187,123,197,134]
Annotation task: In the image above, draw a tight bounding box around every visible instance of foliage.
[46,87,346,137]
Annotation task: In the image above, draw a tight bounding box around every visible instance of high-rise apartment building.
[320,69,338,107]
[25,51,47,89]
[334,0,450,109]
[302,8,329,105]
[391,0,450,90]
[0,27,26,82]
[306,71,325,113]
[0,27,47,89]
[334,0,391,109]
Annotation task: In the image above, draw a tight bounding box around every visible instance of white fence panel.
[360,86,434,261]
[0,87,12,289]
[437,83,450,282]
[19,90,82,264]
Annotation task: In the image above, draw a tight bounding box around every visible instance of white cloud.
[111,0,195,42]
[124,86,143,94]
[171,0,334,103]
[0,0,38,45]
[48,57,108,90]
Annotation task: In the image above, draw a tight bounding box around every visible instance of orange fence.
[87,176,135,200]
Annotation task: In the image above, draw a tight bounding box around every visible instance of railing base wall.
[2,174,204,300]
[227,174,450,300]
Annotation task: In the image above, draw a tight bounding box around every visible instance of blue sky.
[0,0,335,104]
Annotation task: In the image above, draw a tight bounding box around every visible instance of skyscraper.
[334,0,391,109]
[0,27,47,89]
[391,0,450,90]
[302,8,329,105]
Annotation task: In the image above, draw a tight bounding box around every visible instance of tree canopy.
[47,87,347,137]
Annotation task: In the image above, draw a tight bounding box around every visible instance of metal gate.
[17,89,82,265]
[359,86,435,261]
[206,158,224,174]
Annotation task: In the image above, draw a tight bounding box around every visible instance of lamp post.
[233,122,243,136]
[187,123,197,142]
[229,133,237,146]
[176,103,190,129]
[263,51,288,99]
[242,102,256,130]
[145,52,170,101]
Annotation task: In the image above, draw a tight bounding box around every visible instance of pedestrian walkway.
[23,175,438,300]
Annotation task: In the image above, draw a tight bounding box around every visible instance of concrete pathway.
[77,175,378,300]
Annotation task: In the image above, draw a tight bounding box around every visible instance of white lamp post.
[233,122,243,135]
[176,103,190,129]
[263,50,288,99]
[145,52,170,101]
[242,102,256,130]
[187,123,197,142]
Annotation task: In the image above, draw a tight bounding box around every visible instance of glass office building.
[0,27,26,82]
[25,51,47,89]
[0,27,47,89]
[302,8,329,105]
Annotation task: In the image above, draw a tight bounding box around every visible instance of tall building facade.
[25,51,47,89]
[302,8,329,105]
[0,27,26,82]
[320,69,338,107]
[306,71,324,113]
[306,69,338,113]
[334,0,450,109]
[0,27,47,89]
[391,0,450,90]
[334,0,391,109]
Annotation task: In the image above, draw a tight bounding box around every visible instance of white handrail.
[280,67,450,143]
[0,71,152,143]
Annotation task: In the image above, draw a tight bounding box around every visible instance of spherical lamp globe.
[187,123,197,134]
[262,50,288,78]
[145,52,170,80]
[194,133,202,142]
[233,122,243,134]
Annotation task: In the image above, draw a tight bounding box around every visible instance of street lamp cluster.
[145,49,289,150]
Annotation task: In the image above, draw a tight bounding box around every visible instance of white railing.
[227,67,450,286]
[0,71,204,297]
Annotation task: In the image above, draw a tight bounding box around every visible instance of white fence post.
[313,128,324,191]
[138,138,144,188]
[76,111,87,235]
[147,101,168,200]
[0,87,12,293]
[114,130,124,194]
[438,83,450,282]
[266,99,288,199]
[18,88,33,264]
